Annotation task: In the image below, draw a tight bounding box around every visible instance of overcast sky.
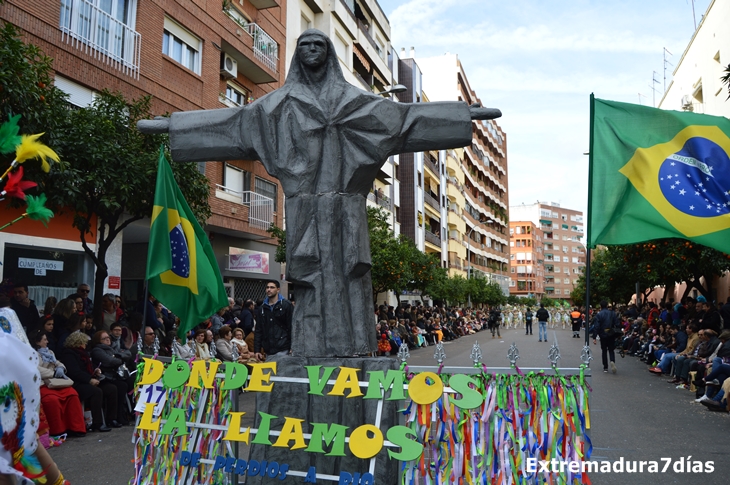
[377,0,713,217]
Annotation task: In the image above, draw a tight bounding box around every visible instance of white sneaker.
[695,395,711,403]
[610,362,617,374]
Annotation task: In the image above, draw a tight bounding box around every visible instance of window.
[224,164,248,194]
[563,256,569,263]
[563,278,570,284]
[255,177,278,211]
[301,14,312,33]
[562,246,568,252]
[162,17,201,73]
[555,289,561,295]
[225,83,249,107]
[60,0,140,76]
[564,268,569,274]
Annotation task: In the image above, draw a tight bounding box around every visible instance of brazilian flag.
[589,95,730,254]
[146,148,228,335]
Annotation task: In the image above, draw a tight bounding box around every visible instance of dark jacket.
[90,344,124,380]
[698,308,723,334]
[239,307,254,335]
[591,308,619,339]
[11,299,40,331]
[254,296,293,355]
[698,336,721,359]
[536,307,550,322]
[59,347,95,385]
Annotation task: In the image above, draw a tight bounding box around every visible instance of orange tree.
[572,239,730,305]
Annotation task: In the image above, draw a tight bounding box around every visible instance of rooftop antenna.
[638,92,647,105]
[690,0,697,30]
[663,48,673,93]
[649,71,660,107]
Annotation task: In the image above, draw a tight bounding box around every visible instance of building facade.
[658,0,730,118]
[416,53,511,295]
[508,221,544,299]
[0,0,287,307]
[654,0,730,304]
[510,202,585,302]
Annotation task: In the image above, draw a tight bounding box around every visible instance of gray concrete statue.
[139,29,501,358]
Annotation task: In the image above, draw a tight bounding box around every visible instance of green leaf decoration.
[0,114,22,154]
[25,193,54,226]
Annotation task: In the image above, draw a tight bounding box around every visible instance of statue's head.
[297,31,328,69]
[287,29,345,88]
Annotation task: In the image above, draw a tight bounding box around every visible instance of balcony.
[448,260,463,270]
[425,231,442,247]
[367,191,392,210]
[216,185,274,230]
[60,0,141,79]
[424,192,440,211]
[424,152,439,175]
[248,0,279,8]
[246,23,278,73]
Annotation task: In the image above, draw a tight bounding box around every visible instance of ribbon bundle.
[400,370,592,485]
[130,359,233,485]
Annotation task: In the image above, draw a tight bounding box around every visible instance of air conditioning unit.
[681,95,694,111]
[220,53,237,79]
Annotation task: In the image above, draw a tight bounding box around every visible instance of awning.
[539,219,552,224]
[353,44,370,72]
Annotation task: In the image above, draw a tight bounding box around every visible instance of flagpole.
[137,279,149,354]
[585,94,596,347]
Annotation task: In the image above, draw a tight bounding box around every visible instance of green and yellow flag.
[589,95,730,254]
[146,148,228,335]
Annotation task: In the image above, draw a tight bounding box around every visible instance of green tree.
[0,21,68,172]
[266,223,286,263]
[368,206,412,301]
[41,91,211,324]
[721,63,730,100]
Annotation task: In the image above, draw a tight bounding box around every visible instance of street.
[49,325,730,484]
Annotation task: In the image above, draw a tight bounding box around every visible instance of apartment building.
[510,202,585,301]
[0,0,287,305]
[416,53,511,295]
[508,221,544,299]
[658,0,729,117]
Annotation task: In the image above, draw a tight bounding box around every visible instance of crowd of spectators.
[610,296,730,413]
[373,303,494,356]
[2,280,266,442]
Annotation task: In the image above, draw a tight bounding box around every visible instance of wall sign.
[229,247,269,274]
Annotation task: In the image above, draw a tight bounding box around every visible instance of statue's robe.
[165,30,473,357]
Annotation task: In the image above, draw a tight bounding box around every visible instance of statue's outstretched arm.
[469,103,502,120]
[138,116,170,134]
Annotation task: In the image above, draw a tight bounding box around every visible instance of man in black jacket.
[536,303,550,342]
[11,283,40,332]
[254,280,293,360]
[592,300,620,374]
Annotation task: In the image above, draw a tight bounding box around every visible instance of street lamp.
[466,217,496,306]
[377,84,407,97]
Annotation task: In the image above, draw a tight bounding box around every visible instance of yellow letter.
[348,424,383,459]
[407,372,443,405]
[223,412,250,443]
[273,417,307,450]
[187,360,220,389]
[138,358,164,385]
[245,362,277,392]
[328,367,363,398]
[137,402,161,431]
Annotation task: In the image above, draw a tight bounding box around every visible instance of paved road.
[48,324,730,484]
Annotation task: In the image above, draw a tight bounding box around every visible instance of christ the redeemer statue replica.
[139,29,501,358]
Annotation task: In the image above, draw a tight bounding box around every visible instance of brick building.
[0,0,287,307]
[510,202,585,302]
[508,221,544,299]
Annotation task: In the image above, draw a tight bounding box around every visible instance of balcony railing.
[424,192,440,211]
[217,185,274,229]
[424,152,439,175]
[356,18,379,52]
[60,0,141,78]
[367,191,391,210]
[246,23,279,72]
[448,260,463,270]
[425,231,441,247]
